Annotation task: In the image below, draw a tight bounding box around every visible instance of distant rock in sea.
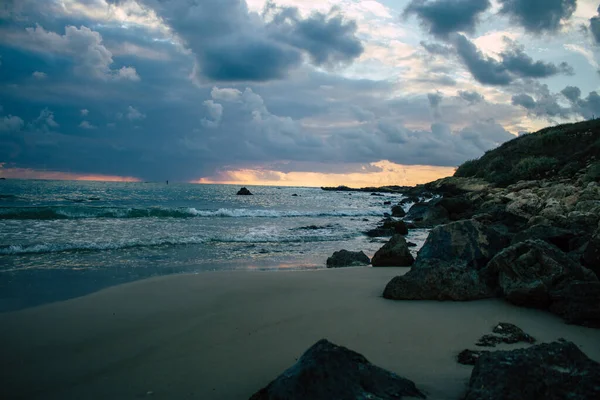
[237,187,253,195]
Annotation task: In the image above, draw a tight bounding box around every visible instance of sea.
[0,180,428,312]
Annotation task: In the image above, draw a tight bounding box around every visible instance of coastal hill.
[455,119,600,186]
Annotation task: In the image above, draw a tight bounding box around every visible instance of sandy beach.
[2,267,600,400]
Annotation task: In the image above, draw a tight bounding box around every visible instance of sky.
[0,0,599,187]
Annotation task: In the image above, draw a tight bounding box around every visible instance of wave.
[0,206,385,220]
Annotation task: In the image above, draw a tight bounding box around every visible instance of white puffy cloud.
[0,115,25,132]
[126,106,145,121]
[79,121,97,129]
[201,100,224,128]
[32,71,47,79]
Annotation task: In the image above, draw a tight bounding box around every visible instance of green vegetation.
[455,119,600,186]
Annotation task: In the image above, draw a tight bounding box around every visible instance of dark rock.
[362,218,369,222]
[391,205,406,218]
[237,187,253,195]
[549,281,600,328]
[407,242,417,247]
[475,323,536,347]
[381,219,409,235]
[326,250,370,268]
[438,196,475,220]
[384,201,392,205]
[250,339,425,400]
[399,196,419,206]
[292,194,298,197]
[583,230,600,278]
[457,349,489,366]
[464,341,600,400]
[383,264,494,300]
[481,240,598,309]
[512,224,578,253]
[364,228,395,238]
[405,201,449,227]
[371,192,384,197]
[414,219,509,270]
[372,235,415,267]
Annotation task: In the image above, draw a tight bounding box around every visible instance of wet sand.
[1,267,599,399]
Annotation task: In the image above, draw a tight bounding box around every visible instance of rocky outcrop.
[457,349,489,366]
[464,341,600,400]
[405,201,449,227]
[583,229,600,278]
[365,219,408,238]
[237,187,253,195]
[549,281,600,328]
[372,235,414,267]
[250,339,426,400]
[383,265,494,301]
[414,220,509,270]
[512,224,579,253]
[475,323,535,347]
[481,240,598,308]
[391,205,406,217]
[326,250,370,268]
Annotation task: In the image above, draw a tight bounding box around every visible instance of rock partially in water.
[383,264,494,301]
[391,205,406,218]
[249,339,426,400]
[372,235,414,267]
[237,187,253,195]
[326,250,370,268]
[465,341,600,400]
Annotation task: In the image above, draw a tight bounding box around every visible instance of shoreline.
[2,267,600,400]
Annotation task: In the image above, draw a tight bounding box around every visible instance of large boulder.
[249,339,425,400]
[391,205,406,217]
[481,240,598,308]
[549,281,600,328]
[414,219,509,270]
[504,190,543,219]
[372,235,415,267]
[464,341,600,400]
[326,250,370,268]
[512,224,578,253]
[381,219,409,235]
[583,230,600,278]
[237,187,253,195]
[383,264,494,301]
[405,201,449,227]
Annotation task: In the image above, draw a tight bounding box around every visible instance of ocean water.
[0,180,428,312]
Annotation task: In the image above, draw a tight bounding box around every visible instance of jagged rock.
[583,230,600,278]
[549,281,600,328]
[437,196,475,220]
[414,219,509,270]
[481,240,598,308]
[512,224,578,253]
[326,250,370,268]
[383,264,494,300]
[372,234,414,267]
[475,323,536,347]
[505,190,543,219]
[405,201,449,227]
[384,201,392,205]
[457,350,489,366]
[364,227,394,237]
[382,219,409,235]
[391,205,406,217]
[464,341,600,400]
[249,339,426,400]
[237,187,253,195]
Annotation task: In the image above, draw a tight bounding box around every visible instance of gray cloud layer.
[498,0,577,34]
[404,0,491,38]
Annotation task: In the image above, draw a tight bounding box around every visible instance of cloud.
[511,93,537,109]
[79,120,97,129]
[458,90,484,104]
[29,108,59,131]
[8,24,141,81]
[0,115,25,132]
[453,34,574,85]
[126,106,145,121]
[512,84,600,120]
[427,92,443,119]
[420,41,453,55]
[201,100,223,128]
[561,86,581,102]
[136,0,362,82]
[211,87,242,102]
[497,0,576,34]
[264,4,364,66]
[80,109,89,116]
[404,0,491,38]
[591,6,600,44]
[32,71,47,79]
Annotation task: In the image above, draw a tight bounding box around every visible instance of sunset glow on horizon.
[0,168,141,182]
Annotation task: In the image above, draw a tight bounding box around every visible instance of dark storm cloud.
[453,34,574,85]
[458,90,484,104]
[561,86,581,102]
[135,0,362,82]
[264,4,364,66]
[497,0,577,34]
[591,6,600,44]
[404,0,491,38]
